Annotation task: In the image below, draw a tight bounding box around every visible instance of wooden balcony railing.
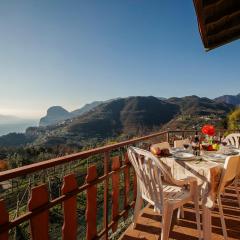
[0,129,233,239]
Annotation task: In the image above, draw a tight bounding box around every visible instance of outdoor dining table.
[159,153,224,240]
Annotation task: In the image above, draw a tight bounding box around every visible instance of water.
[0,120,38,136]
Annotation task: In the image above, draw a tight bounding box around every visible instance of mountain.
[0,95,235,148]
[167,95,232,116]
[214,93,240,106]
[39,106,72,127]
[162,95,233,130]
[33,96,180,146]
[68,96,179,136]
[71,101,103,116]
[39,101,104,127]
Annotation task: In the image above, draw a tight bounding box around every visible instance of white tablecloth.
[159,157,223,208]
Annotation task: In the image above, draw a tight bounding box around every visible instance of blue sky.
[0,1,239,118]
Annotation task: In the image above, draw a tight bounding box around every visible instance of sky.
[0,1,239,119]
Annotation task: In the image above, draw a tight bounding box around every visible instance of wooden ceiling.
[193,0,240,51]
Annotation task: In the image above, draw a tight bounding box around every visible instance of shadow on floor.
[120,186,240,240]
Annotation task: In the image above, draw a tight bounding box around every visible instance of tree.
[228,107,240,130]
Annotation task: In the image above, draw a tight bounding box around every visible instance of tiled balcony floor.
[120,186,240,240]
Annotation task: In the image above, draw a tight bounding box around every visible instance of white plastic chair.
[216,155,240,240]
[224,133,240,204]
[174,139,190,148]
[151,141,170,150]
[127,146,201,240]
[225,133,240,148]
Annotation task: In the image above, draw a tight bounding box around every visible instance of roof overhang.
[193,0,240,51]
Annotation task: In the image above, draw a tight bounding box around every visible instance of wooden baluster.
[61,174,78,240]
[103,152,109,240]
[28,184,49,240]
[111,156,120,233]
[166,132,169,143]
[85,165,97,240]
[0,200,9,240]
[123,153,130,220]
[133,169,137,202]
[182,131,185,139]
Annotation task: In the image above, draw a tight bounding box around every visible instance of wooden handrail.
[0,129,234,182]
[0,130,168,182]
[0,163,131,234]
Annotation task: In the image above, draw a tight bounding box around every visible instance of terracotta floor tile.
[120,186,240,240]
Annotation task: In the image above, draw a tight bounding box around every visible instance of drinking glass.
[183,143,189,151]
[222,141,227,146]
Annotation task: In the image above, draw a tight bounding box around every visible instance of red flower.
[201,124,215,136]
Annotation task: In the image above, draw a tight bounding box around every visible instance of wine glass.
[183,143,189,151]
[222,141,227,146]
[201,143,209,151]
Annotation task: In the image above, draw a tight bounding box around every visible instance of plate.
[202,153,226,162]
[170,147,184,154]
[224,146,240,154]
[173,152,195,160]
[222,150,239,156]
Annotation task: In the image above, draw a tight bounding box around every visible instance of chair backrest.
[151,142,170,150]
[127,146,176,212]
[225,133,240,148]
[174,139,190,148]
[218,155,240,194]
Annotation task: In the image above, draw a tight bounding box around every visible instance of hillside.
[38,94,237,128]
[0,133,33,147]
[167,95,232,116]
[71,101,103,116]
[0,95,235,148]
[163,96,232,130]
[214,93,240,106]
[39,106,71,126]
[39,101,105,127]
[68,96,179,135]
[32,96,180,146]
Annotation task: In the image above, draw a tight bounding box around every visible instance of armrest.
[173,177,198,196]
[181,177,198,196]
[171,176,197,187]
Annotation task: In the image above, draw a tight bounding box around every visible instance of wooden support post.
[166,132,169,143]
[111,156,120,233]
[62,174,78,240]
[123,153,130,220]
[0,200,9,240]
[182,131,185,139]
[103,152,109,240]
[28,184,49,240]
[85,166,97,240]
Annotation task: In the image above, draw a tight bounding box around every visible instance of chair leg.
[217,196,228,240]
[177,206,184,219]
[133,191,143,228]
[234,179,240,208]
[161,204,173,240]
[193,195,202,240]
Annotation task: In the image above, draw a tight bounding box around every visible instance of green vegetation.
[228,107,240,131]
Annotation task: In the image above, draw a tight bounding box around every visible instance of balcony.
[0,130,240,240]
